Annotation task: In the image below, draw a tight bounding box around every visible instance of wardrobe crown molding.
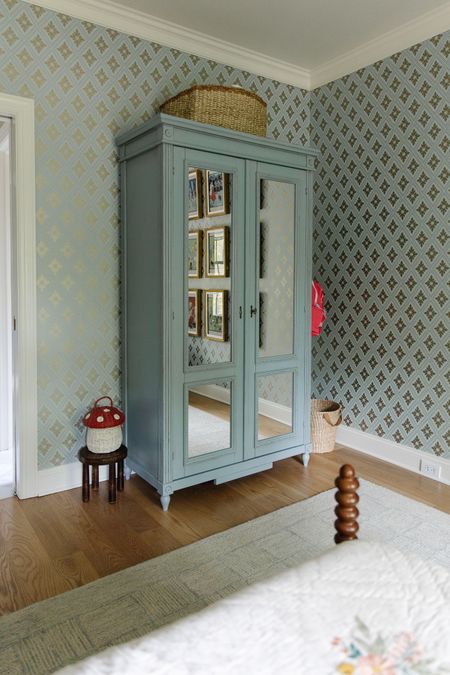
[19,0,450,90]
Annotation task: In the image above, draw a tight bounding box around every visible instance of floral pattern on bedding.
[333,617,450,675]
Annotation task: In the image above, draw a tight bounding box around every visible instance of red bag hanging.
[312,280,326,336]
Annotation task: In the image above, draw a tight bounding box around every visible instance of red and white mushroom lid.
[83,396,125,429]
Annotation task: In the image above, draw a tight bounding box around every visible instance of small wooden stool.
[78,445,127,504]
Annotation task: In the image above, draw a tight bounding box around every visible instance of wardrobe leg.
[160,494,171,511]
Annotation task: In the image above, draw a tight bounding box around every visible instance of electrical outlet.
[420,459,441,480]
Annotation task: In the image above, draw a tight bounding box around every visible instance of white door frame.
[0,93,38,499]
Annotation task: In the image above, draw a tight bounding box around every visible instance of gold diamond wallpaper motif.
[0,0,311,468]
[311,32,449,457]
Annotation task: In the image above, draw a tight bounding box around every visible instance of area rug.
[0,480,449,675]
[188,405,231,456]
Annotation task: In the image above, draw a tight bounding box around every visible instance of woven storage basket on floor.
[311,399,342,454]
[160,85,267,137]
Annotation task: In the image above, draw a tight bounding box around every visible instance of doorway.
[0,116,14,499]
[0,92,38,500]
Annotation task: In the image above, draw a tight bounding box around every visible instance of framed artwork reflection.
[188,230,203,278]
[204,290,228,342]
[205,226,229,278]
[259,178,265,210]
[188,169,203,219]
[188,289,201,336]
[205,170,229,217]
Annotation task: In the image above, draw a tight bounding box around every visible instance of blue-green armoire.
[116,114,318,510]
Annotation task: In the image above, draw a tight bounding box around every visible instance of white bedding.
[59,541,450,674]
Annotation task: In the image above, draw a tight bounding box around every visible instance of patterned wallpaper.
[0,0,311,468]
[311,32,449,458]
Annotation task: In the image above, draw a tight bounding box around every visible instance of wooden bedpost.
[334,464,359,544]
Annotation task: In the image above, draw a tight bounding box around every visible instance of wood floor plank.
[18,493,78,560]
[51,550,99,590]
[0,444,448,615]
[0,498,74,614]
[49,489,131,577]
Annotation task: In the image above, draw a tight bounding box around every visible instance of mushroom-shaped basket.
[83,396,125,454]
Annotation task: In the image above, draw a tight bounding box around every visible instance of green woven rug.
[0,480,448,674]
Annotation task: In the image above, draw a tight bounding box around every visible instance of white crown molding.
[20,0,311,89]
[336,425,450,486]
[310,3,450,88]
[20,0,450,90]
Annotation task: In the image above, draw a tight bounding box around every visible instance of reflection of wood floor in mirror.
[189,392,291,441]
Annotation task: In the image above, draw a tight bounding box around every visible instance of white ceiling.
[23,0,450,87]
[113,0,450,70]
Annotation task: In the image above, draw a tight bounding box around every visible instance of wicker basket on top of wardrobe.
[160,85,267,137]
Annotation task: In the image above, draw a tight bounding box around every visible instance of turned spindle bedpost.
[334,464,359,544]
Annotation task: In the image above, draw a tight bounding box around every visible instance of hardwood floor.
[0,446,449,615]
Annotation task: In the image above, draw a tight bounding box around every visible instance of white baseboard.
[191,384,231,405]
[38,461,109,496]
[190,384,292,425]
[258,398,291,426]
[0,484,15,500]
[336,425,450,486]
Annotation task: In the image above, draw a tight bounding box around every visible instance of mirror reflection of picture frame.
[259,178,265,210]
[259,222,266,278]
[205,170,229,217]
[204,290,228,342]
[188,289,201,336]
[188,169,203,220]
[187,230,203,278]
[205,226,229,278]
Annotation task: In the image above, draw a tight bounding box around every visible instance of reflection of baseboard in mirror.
[188,388,292,444]
[190,383,292,427]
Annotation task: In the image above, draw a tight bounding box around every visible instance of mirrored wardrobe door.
[172,149,245,480]
[258,178,295,359]
[244,162,308,459]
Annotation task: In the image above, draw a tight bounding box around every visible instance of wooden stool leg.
[82,464,90,502]
[92,465,99,490]
[118,459,124,491]
[108,462,116,503]
[334,464,359,544]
